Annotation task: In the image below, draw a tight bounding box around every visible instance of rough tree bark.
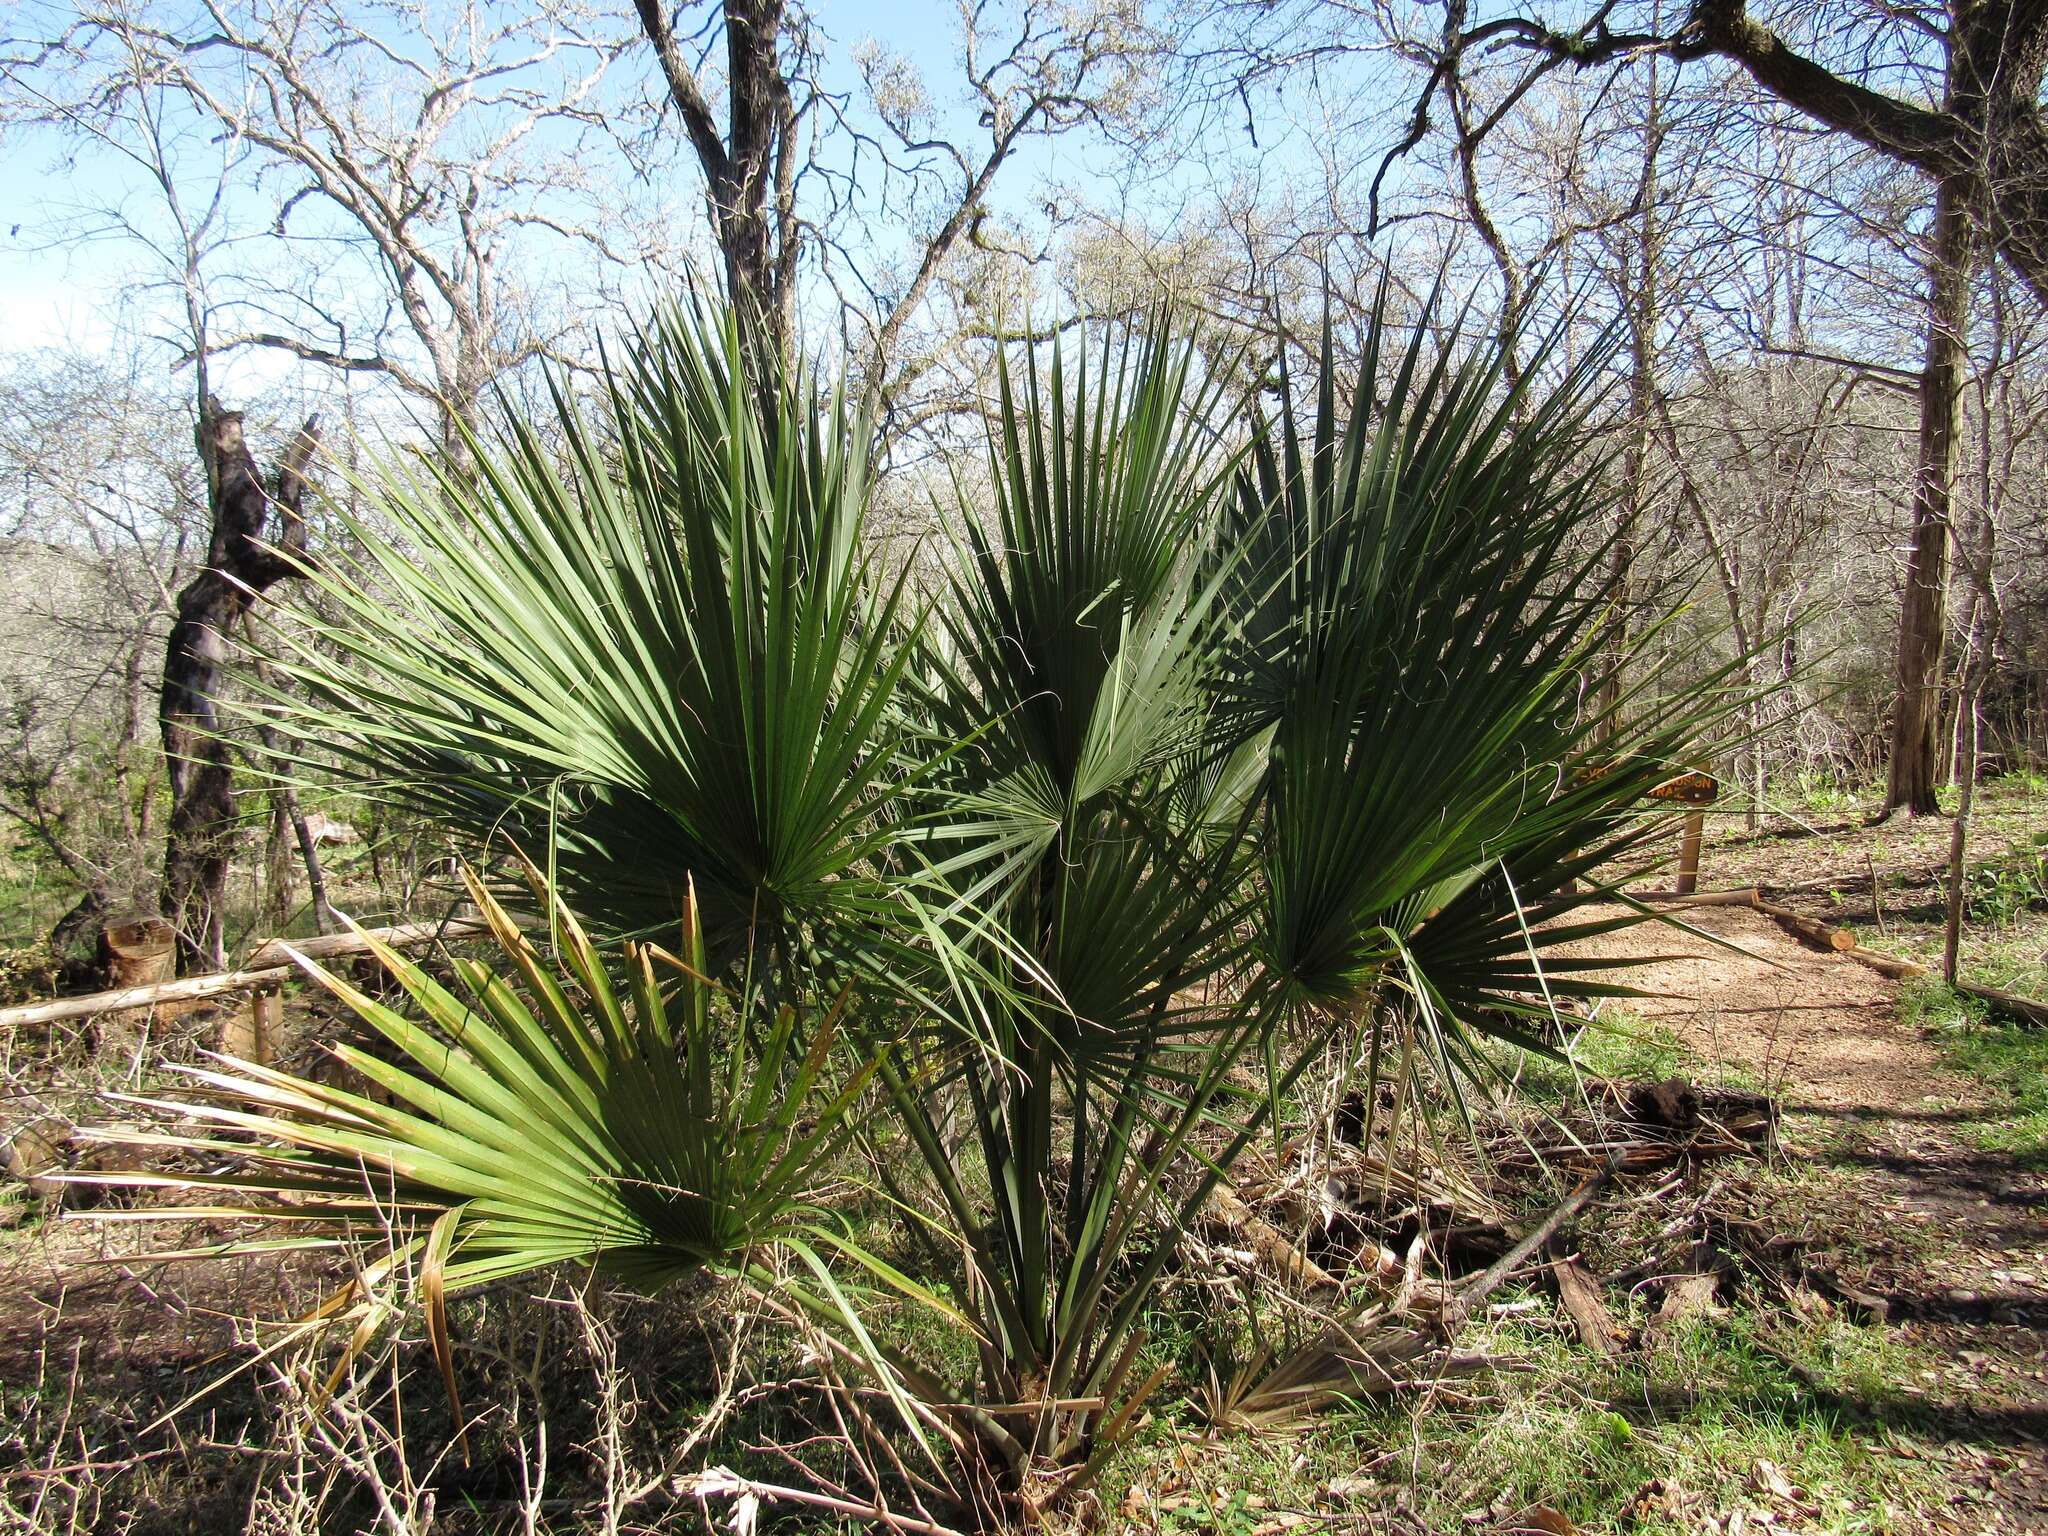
[635,0,800,378]
[160,404,319,972]
[1880,175,1977,819]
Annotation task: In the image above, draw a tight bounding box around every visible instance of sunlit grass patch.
[1077,1282,1950,1535]
[1906,980,2048,1169]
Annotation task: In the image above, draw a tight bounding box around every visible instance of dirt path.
[1577,903,2048,1532]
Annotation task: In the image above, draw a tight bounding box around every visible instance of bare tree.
[12,0,651,446]
[1354,1,2044,302]
[1944,266,2048,975]
[632,0,1159,417]
[1303,0,2039,815]
[161,406,317,970]
[0,349,205,948]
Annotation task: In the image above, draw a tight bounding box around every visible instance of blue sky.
[0,0,1216,393]
[6,0,1905,413]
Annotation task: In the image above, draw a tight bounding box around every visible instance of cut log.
[2,1118,163,1208]
[1649,1270,1723,1339]
[218,988,282,1064]
[1751,896,1857,952]
[1952,979,2048,1029]
[1843,947,1926,980]
[1630,887,1759,908]
[0,1117,72,1203]
[1638,888,1933,987]
[0,918,491,1031]
[1628,1077,1701,1130]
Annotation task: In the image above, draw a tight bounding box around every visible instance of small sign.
[1645,771,1719,805]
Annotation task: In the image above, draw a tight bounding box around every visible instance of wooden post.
[220,987,282,1065]
[1676,812,1705,896]
[1643,769,1718,895]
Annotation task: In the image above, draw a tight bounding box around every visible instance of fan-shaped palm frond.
[86,865,901,1303]
[247,302,917,953]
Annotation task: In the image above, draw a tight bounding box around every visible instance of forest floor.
[1088,791,2048,1535]
[1,787,2046,1533]
[1554,898,2048,1534]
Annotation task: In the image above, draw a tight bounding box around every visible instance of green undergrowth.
[1903,980,2048,1168]
[1075,1300,1947,1535]
[1510,1012,1765,1099]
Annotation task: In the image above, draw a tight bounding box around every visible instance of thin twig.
[1455,1149,1626,1316]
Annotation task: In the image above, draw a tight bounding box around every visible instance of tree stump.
[94,917,177,1055]
[218,988,281,1066]
[100,917,175,989]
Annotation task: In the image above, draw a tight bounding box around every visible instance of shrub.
[120,295,1742,1523]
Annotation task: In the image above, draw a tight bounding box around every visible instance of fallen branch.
[1456,1149,1625,1316]
[1950,977,2048,1029]
[1202,1186,1345,1288]
[1750,896,1857,953]
[676,1466,968,1536]
[1633,887,1935,983]
[0,918,490,1030]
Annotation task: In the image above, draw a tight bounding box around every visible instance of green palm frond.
[1224,294,1747,1025]
[246,301,918,952]
[84,864,894,1301]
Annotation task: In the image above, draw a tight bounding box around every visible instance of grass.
[0,848,62,954]
[1901,978,2048,1169]
[1079,1303,1950,1534]
[1567,1013,1692,1082]
[1507,1012,1767,1102]
[676,1005,1964,1534]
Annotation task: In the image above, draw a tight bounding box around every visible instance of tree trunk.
[633,0,796,385]
[1879,175,1974,820]
[160,405,318,973]
[1944,544,1992,982]
[47,888,107,960]
[262,779,335,936]
[1943,672,1983,983]
[244,630,336,938]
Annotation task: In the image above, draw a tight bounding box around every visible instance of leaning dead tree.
[161,404,318,973]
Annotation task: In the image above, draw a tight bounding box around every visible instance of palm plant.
[862,306,1741,1507]
[99,863,887,1283]
[78,860,943,1443]
[250,302,917,956]
[129,294,1748,1522]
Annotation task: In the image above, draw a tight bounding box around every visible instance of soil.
[4,858,2045,1531]
[1574,900,2048,1534]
